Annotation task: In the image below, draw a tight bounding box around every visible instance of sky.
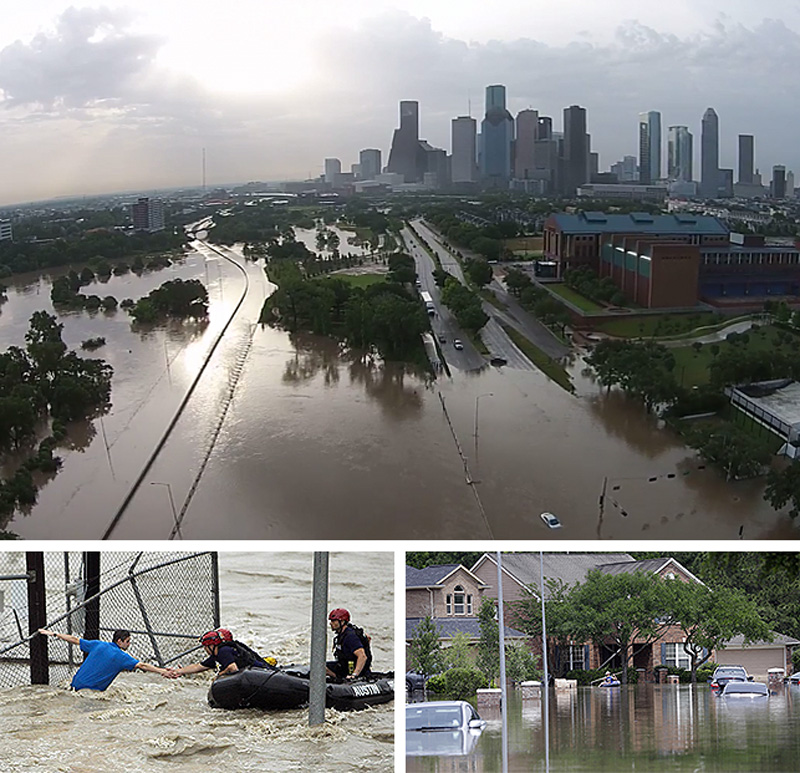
[1,1,800,206]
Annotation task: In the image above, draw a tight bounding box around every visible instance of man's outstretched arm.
[39,628,80,646]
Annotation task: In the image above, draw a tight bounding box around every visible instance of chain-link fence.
[0,551,219,689]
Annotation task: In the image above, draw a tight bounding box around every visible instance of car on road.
[438,335,446,344]
[490,356,508,367]
[540,512,562,529]
[453,339,464,350]
[720,681,768,699]
[710,665,751,693]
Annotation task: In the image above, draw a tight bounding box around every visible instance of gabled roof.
[406,617,526,641]
[406,564,488,589]
[721,631,800,648]
[473,553,702,599]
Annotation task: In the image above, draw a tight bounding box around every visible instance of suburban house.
[469,552,798,681]
[406,563,525,667]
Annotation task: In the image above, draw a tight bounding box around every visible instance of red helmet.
[217,628,233,642]
[200,630,223,647]
[329,608,350,623]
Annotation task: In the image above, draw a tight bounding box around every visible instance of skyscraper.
[772,165,786,199]
[323,158,341,184]
[562,105,589,195]
[700,108,720,198]
[451,116,477,184]
[667,126,693,182]
[358,149,382,180]
[638,111,661,184]
[387,100,423,182]
[131,197,164,232]
[738,135,754,184]
[480,85,514,185]
[514,109,538,179]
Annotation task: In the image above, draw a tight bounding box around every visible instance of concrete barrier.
[520,681,542,699]
[554,678,577,691]
[476,688,502,709]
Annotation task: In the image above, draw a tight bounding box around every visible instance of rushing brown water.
[0,242,796,539]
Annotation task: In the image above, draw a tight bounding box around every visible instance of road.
[406,219,570,372]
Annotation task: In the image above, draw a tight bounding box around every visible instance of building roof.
[406,617,526,640]
[548,211,729,235]
[474,553,702,599]
[731,380,800,429]
[406,564,488,589]
[721,631,800,649]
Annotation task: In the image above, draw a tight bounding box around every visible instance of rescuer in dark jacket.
[325,608,372,680]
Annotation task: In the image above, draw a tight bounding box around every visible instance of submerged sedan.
[406,701,486,757]
[720,682,768,699]
[710,665,750,693]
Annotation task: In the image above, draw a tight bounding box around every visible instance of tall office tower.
[609,155,639,182]
[638,111,662,184]
[562,105,589,195]
[667,126,693,182]
[738,135,754,184]
[514,109,538,179]
[700,107,720,198]
[131,197,164,232]
[772,165,786,198]
[537,116,553,140]
[787,170,796,198]
[324,158,341,184]
[359,149,382,180]
[451,116,477,183]
[387,100,423,182]
[480,84,514,185]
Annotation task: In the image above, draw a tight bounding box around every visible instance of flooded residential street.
[0,244,796,539]
[407,684,800,772]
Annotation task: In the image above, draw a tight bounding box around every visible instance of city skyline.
[2,2,800,205]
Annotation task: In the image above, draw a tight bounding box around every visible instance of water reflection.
[407,686,800,772]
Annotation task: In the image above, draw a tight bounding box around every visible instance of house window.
[446,594,451,615]
[664,642,692,669]
[566,644,585,671]
[453,585,465,615]
[467,595,473,615]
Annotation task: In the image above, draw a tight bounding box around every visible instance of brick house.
[406,564,525,669]
[471,553,707,681]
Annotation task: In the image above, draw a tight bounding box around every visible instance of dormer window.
[453,585,465,615]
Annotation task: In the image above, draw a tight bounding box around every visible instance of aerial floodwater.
[0,241,795,539]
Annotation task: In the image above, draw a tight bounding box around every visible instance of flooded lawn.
[407,684,800,772]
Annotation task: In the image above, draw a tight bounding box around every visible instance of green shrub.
[697,662,717,682]
[428,667,488,700]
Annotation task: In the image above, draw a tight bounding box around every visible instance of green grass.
[323,273,386,288]
[596,312,724,338]
[546,284,606,313]
[501,324,574,393]
[480,289,507,311]
[671,325,800,388]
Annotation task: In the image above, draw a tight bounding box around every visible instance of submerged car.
[540,512,562,529]
[720,682,768,699]
[789,672,800,685]
[406,701,486,757]
[710,665,751,693]
[406,670,428,692]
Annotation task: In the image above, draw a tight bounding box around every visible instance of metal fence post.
[309,552,329,726]
[83,552,100,641]
[26,553,48,685]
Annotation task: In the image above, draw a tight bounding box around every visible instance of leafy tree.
[408,616,442,678]
[443,631,474,671]
[668,580,772,683]
[477,597,499,684]
[505,642,541,683]
[465,258,493,288]
[764,463,800,519]
[684,424,773,481]
[406,552,485,569]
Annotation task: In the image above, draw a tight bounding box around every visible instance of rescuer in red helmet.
[166,629,272,680]
[325,609,372,681]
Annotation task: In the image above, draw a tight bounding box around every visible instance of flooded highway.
[0,240,796,539]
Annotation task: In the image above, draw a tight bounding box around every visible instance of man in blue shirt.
[39,628,169,690]
[325,609,372,680]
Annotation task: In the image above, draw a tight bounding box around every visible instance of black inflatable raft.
[207,665,394,711]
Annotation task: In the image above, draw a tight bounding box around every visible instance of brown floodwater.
[1,243,796,540]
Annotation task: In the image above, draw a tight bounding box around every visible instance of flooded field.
[407,684,800,772]
[1,551,394,773]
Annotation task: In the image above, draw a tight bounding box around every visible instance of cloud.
[0,7,163,109]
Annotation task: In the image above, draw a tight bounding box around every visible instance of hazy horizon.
[2,1,800,207]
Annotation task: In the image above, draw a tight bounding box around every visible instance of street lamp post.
[150,482,181,539]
